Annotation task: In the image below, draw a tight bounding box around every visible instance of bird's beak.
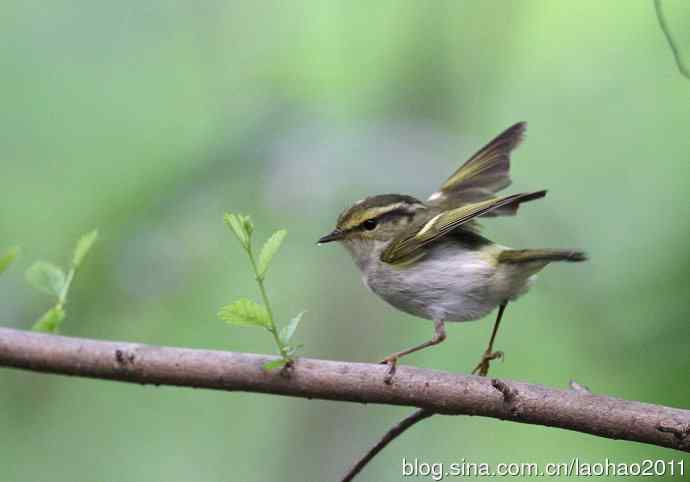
[317,229,344,244]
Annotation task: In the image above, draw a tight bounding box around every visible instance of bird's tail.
[498,249,587,264]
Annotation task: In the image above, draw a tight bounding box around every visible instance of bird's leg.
[472,302,508,376]
[379,319,446,384]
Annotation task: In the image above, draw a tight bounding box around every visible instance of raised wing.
[428,122,526,211]
[381,190,546,264]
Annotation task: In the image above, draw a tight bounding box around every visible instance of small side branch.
[655,0,690,80]
[1,327,689,455]
[341,408,434,482]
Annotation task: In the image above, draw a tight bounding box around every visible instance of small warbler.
[318,122,586,381]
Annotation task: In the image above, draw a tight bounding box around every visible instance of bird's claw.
[472,350,504,377]
[378,356,398,384]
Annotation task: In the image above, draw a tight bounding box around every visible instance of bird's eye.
[363,219,378,230]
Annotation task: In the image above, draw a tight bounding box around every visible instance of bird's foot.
[378,355,398,384]
[471,350,504,377]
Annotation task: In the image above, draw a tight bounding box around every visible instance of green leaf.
[32,305,66,333]
[224,213,249,249]
[72,229,99,268]
[279,310,305,345]
[257,229,287,278]
[218,298,271,329]
[239,214,254,237]
[263,358,288,371]
[0,246,20,275]
[26,261,66,297]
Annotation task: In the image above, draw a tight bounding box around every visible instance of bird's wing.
[381,190,546,264]
[428,122,528,215]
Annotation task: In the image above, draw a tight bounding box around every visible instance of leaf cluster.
[219,214,304,370]
[26,230,98,333]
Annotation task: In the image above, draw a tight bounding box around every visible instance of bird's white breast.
[351,240,533,322]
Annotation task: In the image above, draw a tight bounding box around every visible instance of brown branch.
[1,327,690,462]
[341,408,434,481]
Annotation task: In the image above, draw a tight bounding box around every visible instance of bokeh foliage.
[1,1,689,481]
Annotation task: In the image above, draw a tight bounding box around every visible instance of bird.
[318,122,586,382]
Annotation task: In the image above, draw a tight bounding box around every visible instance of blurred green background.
[2,1,690,480]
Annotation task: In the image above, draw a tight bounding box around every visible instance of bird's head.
[318,194,427,266]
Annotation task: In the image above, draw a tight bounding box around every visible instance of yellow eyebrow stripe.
[340,202,424,230]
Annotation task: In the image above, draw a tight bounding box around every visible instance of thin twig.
[654,0,690,80]
[341,408,434,482]
[1,327,690,454]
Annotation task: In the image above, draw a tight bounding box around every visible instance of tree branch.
[654,0,690,80]
[342,408,434,481]
[1,326,689,458]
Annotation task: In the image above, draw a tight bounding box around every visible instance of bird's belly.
[364,248,504,322]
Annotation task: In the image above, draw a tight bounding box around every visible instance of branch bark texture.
[1,327,689,453]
